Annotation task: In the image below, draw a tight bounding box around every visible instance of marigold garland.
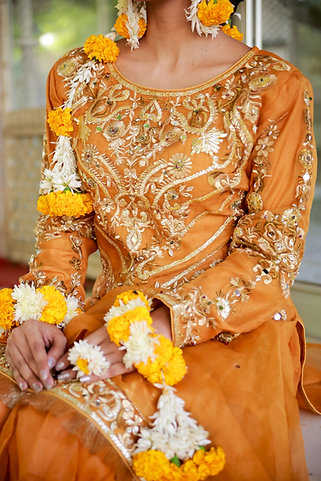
[103,290,225,479]
[221,24,244,41]
[114,13,147,40]
[0,284,81,339]
[47,107,73,137]
[84,34,120,63]
[197,0,234,27]
[132,447,225,481]
[37,191,93,217]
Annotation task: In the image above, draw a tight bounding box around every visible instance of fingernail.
[56,361,65,371]
[40,370,49,382]
[57,372,70,381]
[19,381,27,391]
[48,358,56,370]
[79,376,91,383]
[32,383,43,393]
[44,378,54,390]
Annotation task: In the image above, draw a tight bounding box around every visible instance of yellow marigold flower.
[114,14,147,40]
[47,107,73,137]
[37,191,93,217]
[197,462,211,480]
[136,335,187,385]
[76,358,90,375]
[38,285,67,325]
[192,449,206,466]
[221,24,244,41]
[107,306,152,346]
[133,450,171,481]
[197,0,234,27]
[198,446,225,479]
[162,346,187,386]
[114,290,150,311]
[84,34,120,63]
[0,288,15,331]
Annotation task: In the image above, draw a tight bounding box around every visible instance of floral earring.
[114,0,147,50]
[186,0,243,40]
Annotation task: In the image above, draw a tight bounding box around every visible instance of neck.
[140,0,199,67]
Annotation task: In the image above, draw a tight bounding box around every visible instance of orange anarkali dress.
[0,46,320,481]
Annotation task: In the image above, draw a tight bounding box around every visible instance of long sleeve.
[21,59,97,303]
[155,70,317,347]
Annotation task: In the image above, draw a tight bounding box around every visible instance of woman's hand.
[56,304,172,384]
[5,320,67,392]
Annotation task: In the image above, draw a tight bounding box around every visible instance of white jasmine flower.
[121,321,157,368]
[12,284,47,322]
[63,295,81,325]
[104,298,149,325]
[39,168,55,194]
[52,171,82,192]
[68,340,110,378]
[135,386,210,460]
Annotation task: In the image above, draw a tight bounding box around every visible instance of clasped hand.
[5,305,171,391]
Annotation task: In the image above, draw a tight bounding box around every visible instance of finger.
[46,331,67,370]
[80,362,133,383]
[7,332,41,380]
[55,352,70,371]
[108,361,133,378]
[8,345,44,392]
[26,329,55,389]
[5,350,28,391]
[57,368,76,382]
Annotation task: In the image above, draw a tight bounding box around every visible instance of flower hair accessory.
[104,290,225,480]
[0,284,81,341]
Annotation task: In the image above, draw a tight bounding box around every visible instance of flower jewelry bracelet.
[105,290,225,480]
[68,290,225,480]
[0,284,82,341]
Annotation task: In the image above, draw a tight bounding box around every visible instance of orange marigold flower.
[114,14,147,40]
[221,24,244,41]
[192,448,206,466]
[0,288,15,331]
[133,450,171,481]
[113,289,150,311]
[107,306,152,346]
[136,335,187,386]
[197,0,234,27]
[203,446,225,476]
[38,285,67,325]
[84,34,120,63]
[47,107,73,137]
[37,191,93,217]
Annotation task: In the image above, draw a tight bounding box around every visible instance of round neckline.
[109,46,259,96]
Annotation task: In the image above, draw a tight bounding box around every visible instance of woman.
[0,0,320,479]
